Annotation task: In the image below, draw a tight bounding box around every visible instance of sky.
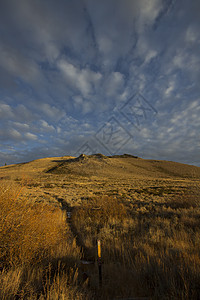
[0,0,200,167]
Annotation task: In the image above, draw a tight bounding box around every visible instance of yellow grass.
[71,194,200,299]
[0,181,89,299]
[0,181,66,267]
[0,154,200,299]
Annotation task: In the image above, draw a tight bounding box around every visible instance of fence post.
[97,239,102,287]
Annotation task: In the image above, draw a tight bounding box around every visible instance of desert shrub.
[0,264,90,300]
[70,195,127,262]
[168,194,199,209]
[0,181,66,267]
[71,190,200,299]
[0,181,90,299]
[72,195,127,230]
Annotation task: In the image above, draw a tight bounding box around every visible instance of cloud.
[24,132,37,140]
[0,44,43,87]
[12,122,30,131]
[0,103,14,119]
[0,0,199,167]
[164,81,175,97]
[58,59,102,97]
[136,0,164,33]
[0,128,22,142]
[103,72,125,97]
[185,25,200,43]
[40,120,55,132]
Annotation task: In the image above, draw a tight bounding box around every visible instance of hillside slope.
[1,154,200,299]
[46,154,200,180]
[1,153,200,181]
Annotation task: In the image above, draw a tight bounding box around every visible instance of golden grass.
[72,195,127,227]
[71,193,200,299]
[0,181,67,267]
[0,155,200,299]
[0,181,90,299]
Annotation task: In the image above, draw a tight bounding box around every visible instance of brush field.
[0,154,200,299]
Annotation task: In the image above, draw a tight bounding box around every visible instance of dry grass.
[71,193,200,299]
[0,155,200,299]
[0,181,67,267]
[72,195,127,229]
[0,181,90,299]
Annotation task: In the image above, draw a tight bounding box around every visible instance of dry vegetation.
[0,154,200,299]
[71,192,200,299]
[0,181,90,299]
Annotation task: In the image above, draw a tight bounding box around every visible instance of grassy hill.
[0,154,200,299]
[2,153,200,179]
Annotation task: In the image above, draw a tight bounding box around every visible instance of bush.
[0,181,89,299]
[72,195,127,228]
[0,181,66,267]
[168,194,199,209]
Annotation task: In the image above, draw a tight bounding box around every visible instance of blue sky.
[0,0,200,166]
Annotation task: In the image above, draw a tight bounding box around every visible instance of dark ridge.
[88,153,107,159]
[68,153,88,162]
[46,153,140,174]
[67,153,107,161]
[77,153,87,160]
[46,162,64,173]
[108,154,138,159]
[46,154,87,173]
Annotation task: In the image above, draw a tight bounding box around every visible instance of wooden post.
[97,239,102,286]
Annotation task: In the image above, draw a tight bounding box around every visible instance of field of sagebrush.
[71,187,200,299]
[0,181,90,299]
[0,155,200,299]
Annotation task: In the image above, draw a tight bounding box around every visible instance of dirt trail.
[55,195,96,261]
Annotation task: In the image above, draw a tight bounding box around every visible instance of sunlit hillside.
[0,154,200,299]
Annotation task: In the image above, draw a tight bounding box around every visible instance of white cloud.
[144,50,157,63]
[0,103,14,119]
[165,81,175,97]
[6,104,36,123]
[58,59,102,97]
[104,72,125,97]
[73,95,83,106]
[136,0,163,33]
[39,103,66,120]
[171,50,200,79]
[40,120,55,132]
[0,128,22,142]
[12,122,30,130]
[185,25,200,43]
[82,100,93,114]
[9,129,22,140]
[24,132,37,140]
[56,127,61,134]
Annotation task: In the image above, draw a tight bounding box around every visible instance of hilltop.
[1,153,200,181]
[1,153,200,209]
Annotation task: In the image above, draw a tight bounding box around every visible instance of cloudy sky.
[0,0,200,166]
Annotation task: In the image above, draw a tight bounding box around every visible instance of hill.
[0,154,200,299]
[1,153,200,180]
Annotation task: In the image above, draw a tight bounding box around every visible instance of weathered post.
[97,239,102,287]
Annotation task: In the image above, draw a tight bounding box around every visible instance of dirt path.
[56,195,96,261]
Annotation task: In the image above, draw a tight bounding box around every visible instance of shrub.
[168,194,199,209]
[72,195,127,229]
[0,181,66,267]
